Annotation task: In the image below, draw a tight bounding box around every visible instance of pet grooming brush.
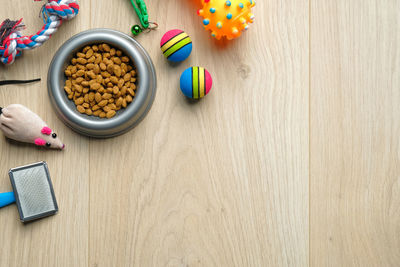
[0,162,58,222]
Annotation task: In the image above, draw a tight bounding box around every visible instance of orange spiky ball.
[197,0,255,40]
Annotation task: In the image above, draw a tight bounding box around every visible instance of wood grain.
[89,0,309,266]
[0,1,91,267]
[4,0,400,266]
[310,1,400,266]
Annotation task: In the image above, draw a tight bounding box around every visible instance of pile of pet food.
[64,43,137,119]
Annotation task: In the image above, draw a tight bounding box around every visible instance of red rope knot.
[0,0,79,65]
[0,19,24,49]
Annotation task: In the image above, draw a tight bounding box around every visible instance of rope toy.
[0,0,79,65]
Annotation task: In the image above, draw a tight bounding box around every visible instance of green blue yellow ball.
[160,29,192,62]
[180,67,213,99]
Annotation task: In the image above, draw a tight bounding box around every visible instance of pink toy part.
[160,29,184,47]
[41,126,52,135]
[34,138,46,146]
[205,69,213,94]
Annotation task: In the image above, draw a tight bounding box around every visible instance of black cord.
[0,78,41,86]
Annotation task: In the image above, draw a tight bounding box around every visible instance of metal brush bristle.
[9,162,58,222]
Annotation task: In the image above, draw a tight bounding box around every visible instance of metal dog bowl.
[48,29,157,138]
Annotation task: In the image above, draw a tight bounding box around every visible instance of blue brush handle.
[0,192,15,208]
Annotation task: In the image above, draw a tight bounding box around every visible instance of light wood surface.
[0,0,398,266]
[310,1,400,266]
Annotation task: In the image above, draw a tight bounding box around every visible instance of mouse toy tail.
[0,78,41,86]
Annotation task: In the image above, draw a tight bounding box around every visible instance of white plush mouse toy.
[0,104,65,150]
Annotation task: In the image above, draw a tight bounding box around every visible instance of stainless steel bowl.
[48,29,157,138]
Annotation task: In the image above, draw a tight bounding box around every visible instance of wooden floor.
[0,0,399,266]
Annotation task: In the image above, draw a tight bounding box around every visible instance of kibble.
[77,105,85,113]
[64,43,137,119]
[106,110,116,118]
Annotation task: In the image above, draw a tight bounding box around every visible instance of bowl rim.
[48,28,157,137]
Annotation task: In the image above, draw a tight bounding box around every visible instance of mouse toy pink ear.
[41,127,52,135]
[34,138,46,147]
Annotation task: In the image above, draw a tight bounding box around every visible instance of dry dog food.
[64,43,137,119]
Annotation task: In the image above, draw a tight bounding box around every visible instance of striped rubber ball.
[160,29,192,62]
[180,66,212,99]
